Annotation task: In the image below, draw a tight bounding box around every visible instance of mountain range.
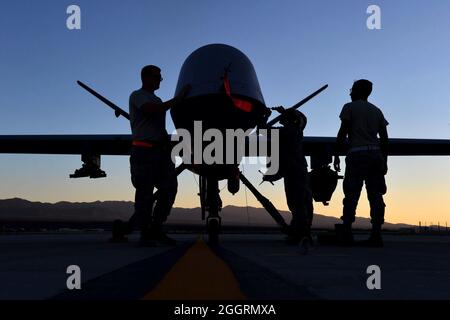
[0,198,415,230]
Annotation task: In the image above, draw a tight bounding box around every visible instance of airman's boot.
[151,224,177,246]
[359,224,384,247]
[139,227,157,247]
[338,223,354,246]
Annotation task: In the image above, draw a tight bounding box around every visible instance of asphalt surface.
[1,232,449,300]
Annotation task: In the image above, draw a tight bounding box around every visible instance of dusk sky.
[1,1,450,225]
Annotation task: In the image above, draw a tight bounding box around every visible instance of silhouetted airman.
[334,79,388,247]
[129,65,190,246]
[264,106,314,245]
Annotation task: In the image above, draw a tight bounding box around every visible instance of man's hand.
[169,84,192,110]
[272,106,286,114]
[178,84,191,99]
[142,84,192,115]
[382,158,388,175]
[262,173,283,184]
[333,156,341,172]
[259,170,282,185]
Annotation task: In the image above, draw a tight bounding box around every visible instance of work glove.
[259,171,283,185]
[272,106,286,114]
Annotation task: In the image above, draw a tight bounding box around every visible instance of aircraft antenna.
[266,84,328,127]
[77,81,130,120]
[241,163,250,227]
[192,173,200,187]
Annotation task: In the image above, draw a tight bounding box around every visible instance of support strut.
[239,172,289,234]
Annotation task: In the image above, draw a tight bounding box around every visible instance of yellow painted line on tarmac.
[143,237,246,300]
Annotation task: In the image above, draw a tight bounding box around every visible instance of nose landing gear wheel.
[110,219,128,243]
[203,177,222,245]
[207,218,220,245]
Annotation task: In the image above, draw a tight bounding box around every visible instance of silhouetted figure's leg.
[132,181,154,233]
[152,154,177,229]
[284,168,310,243]
[366,152,387,227]
[362,151,387,247]
[305,173,314,230]
[341,153,367,245]
[342,154,364,225]
[150,149,178,245]
[130,148,158,244]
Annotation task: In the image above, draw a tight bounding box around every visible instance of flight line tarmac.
[0,232,449,300]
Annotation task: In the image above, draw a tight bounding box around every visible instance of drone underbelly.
[171,94,265,179]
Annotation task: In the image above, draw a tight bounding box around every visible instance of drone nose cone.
[175,43,265,106]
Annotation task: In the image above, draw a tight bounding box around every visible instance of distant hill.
[0,198,414,230]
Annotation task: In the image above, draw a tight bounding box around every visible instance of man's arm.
[379,124,388,175]
[336,120,350,148]
[141,84,191,115]
[333,119,350,171]
[379,124,388,159]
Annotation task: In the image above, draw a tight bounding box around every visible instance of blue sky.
[1,1,450,224]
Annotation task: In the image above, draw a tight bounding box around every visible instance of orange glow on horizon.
[1,155,449,227]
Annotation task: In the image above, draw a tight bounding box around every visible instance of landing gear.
[110,219,129,243]
[207,217,221,245]
[200,176,222,244]
[197,171,288,244]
